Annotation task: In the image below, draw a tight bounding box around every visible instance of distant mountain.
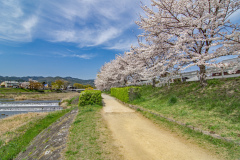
[0,76,95,86]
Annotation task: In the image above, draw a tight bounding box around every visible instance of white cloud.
[51,27,122,47]
[71,54,95,59]
[22,16,38,32]
[51,30,77,43]
[0,0,149,49]
[105,39,139,51]
[18,51,96,59]
[0,0,39,42]
[53,52,96,59]
[88,27,122,46]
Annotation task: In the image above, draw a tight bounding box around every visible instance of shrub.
[111,87,141,103]
[168,95,178,105]
[85,87,94,90]
[79,90,102,106]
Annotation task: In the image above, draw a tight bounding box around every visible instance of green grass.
[0,88,35,93]
[0,109,72,160]
[62,96,78,106]
[102,90,111,95]
[129,77,240,159]
[65,105,121,160]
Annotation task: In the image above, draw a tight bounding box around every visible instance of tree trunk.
[199,65,207,87]
[152,78,156,88]
[221,68,224,78]
[124,79,127,86]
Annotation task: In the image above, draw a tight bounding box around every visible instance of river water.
[0,99,62,119]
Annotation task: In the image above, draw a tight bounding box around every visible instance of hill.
[0,76,95,86]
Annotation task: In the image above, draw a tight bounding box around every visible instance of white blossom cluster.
[95,0,240,90]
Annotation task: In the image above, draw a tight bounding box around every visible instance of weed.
[73,120,82,124]
[168,95,178,105]
[0,139,3,147]
[66,150,79,155]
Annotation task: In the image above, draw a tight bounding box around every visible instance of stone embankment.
[15,108,78,160]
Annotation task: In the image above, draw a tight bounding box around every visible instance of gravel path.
[102,94,219,160]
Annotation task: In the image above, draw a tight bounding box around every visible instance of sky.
[0,0,239,80]
[0,0,148,80]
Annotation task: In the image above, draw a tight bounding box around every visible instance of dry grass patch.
[14,95,28,100]
[0,113,48,144]
[14,92,79,101]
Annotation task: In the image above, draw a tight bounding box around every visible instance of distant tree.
[51,82,58,90]
[29,81,42,90]
[51,79,67,90]
[84,84,93,88]
[73,83,84,89]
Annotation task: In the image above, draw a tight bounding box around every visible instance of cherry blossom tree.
[137,0,240,86]
[95,0,240,90]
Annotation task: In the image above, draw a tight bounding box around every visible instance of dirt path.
[102,94,219,160]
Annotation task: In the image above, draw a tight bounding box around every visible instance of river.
[0,98,62,119]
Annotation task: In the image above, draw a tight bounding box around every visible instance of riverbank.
[16,108,78,160]
[0,112,48,145]
[123,78,240,159]
[0,108,73,160]
[0,91,80,159]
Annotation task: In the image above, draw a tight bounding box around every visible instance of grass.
[0,108,72,160]
[0,88,36,93]
[0,113,48,143]
[102,90,111,95]
[65,105,121,160]
[129,77,240,159]
[62,96,78,106]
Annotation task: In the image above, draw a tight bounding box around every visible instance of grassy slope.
[65,105,122,160]
[0,109,72,160]
[131,78,240,159]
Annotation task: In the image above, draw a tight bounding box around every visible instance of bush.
[79,90,102,106]
[168,95,178,105]
[85,87,94,90]
[111,87,141,103]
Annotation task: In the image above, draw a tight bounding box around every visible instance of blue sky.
[0,0,239,80]
[0,0,146,79]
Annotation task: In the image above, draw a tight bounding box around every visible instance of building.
[0,81,19,88]
[209,57,240,77]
